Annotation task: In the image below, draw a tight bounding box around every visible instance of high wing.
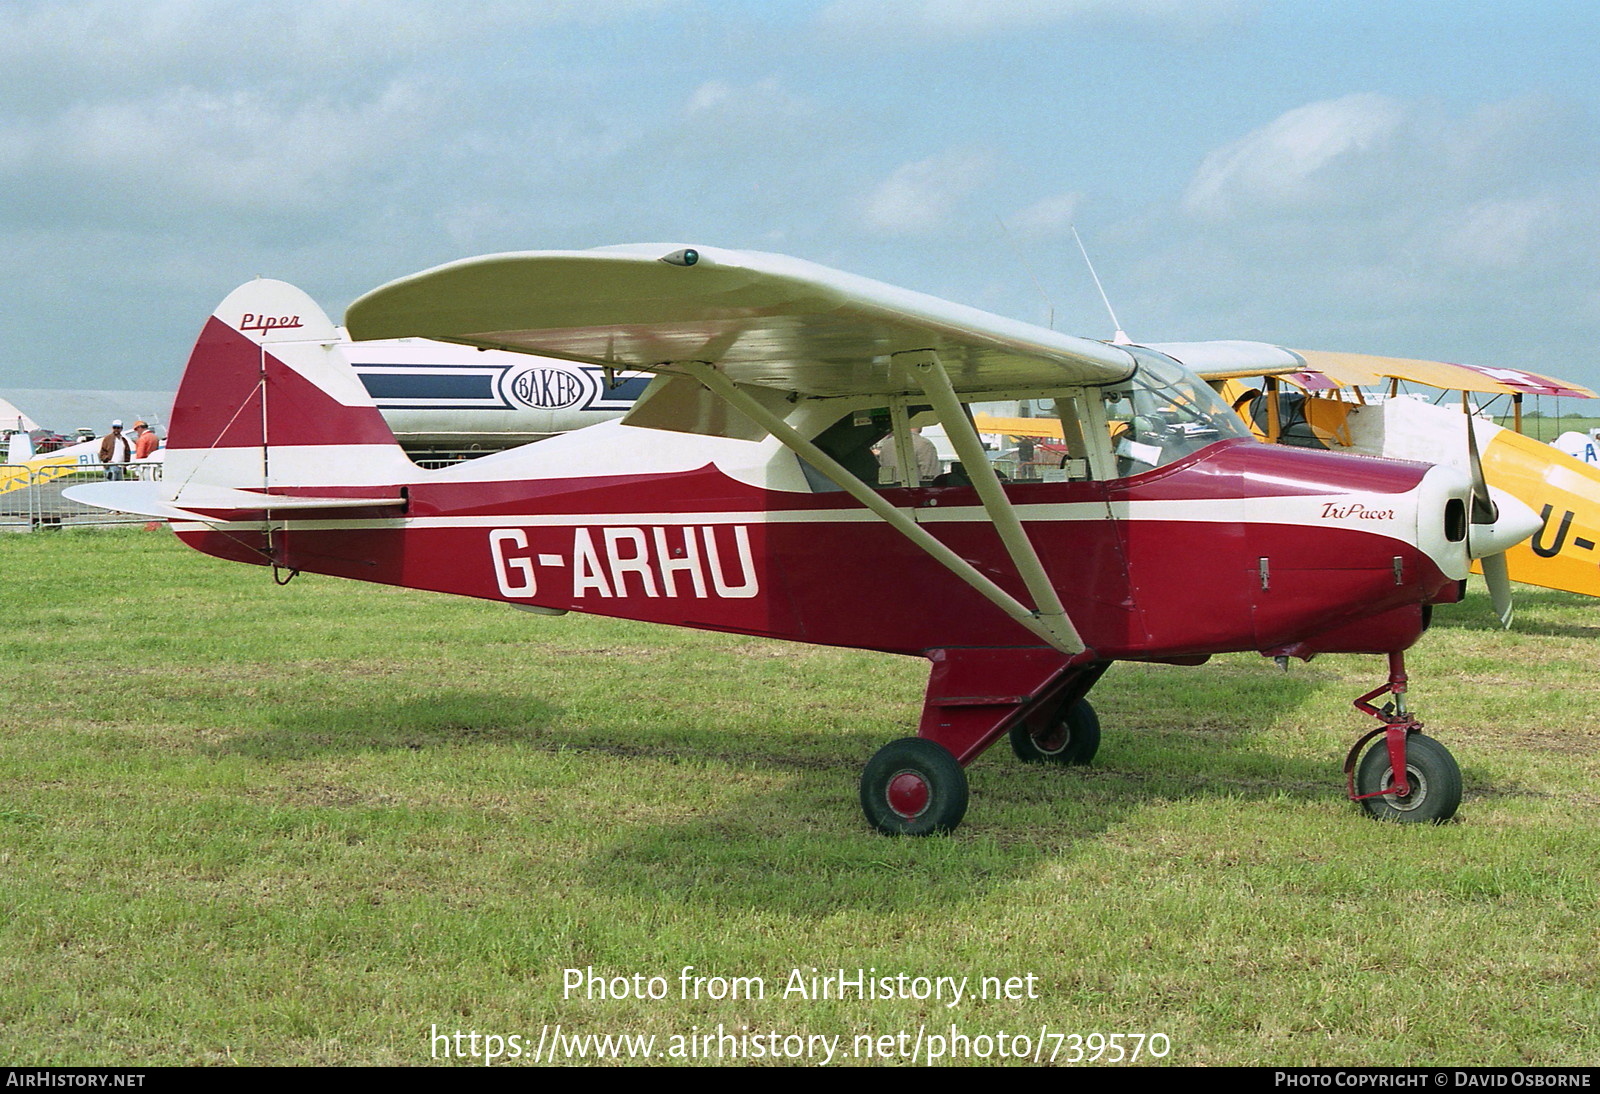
[345,244,1139,398]
[351,244,1142,655]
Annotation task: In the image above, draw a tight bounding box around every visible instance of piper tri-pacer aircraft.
[67,245,1543,834]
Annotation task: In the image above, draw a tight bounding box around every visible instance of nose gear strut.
[1343,651,1462,823]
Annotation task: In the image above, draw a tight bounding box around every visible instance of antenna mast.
[1072,225,1130,345]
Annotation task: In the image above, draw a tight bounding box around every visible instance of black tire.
[1009,698,1101,766]
[859,738,969,836]
[1355,733,1462,823]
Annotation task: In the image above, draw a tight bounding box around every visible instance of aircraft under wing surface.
[345,244,1139,398]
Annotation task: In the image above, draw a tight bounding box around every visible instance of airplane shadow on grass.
[572,674,1341,916]
[202,674,1349,915]
[204,691,566,761]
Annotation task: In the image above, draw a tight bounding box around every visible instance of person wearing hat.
[132,420,160,460]
[98,420,131,480]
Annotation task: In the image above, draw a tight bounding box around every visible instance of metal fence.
[0,462,162,530]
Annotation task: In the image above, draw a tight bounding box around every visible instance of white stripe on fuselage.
[167,491,1411,535]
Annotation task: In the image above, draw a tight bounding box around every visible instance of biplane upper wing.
[1168,340,1595,399]
[1150,341,1382,388]
[345,244,1139,397]
[971,413,1065,440]
[1287,350,1597,399]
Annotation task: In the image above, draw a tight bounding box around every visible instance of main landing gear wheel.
[860,738,968,836]
[1009,698,1101,766]
[1355,733,1462,824]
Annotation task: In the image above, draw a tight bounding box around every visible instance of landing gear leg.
[856,649,1106,835]
[1344,651,1462,823]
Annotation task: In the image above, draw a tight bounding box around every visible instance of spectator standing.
[132,421,160,459]
[98,420,131,480]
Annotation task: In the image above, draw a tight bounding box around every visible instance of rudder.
[167,279,416,492]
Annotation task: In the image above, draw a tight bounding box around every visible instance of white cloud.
[1117,92,1600,378]
[818,0,1254,39]
[1182,94,1409,219]
[861,149,997,235]
[1427,197,1553,270]
[684,77,813,126]
[3,82,432,217]
[1007,192,1084,239]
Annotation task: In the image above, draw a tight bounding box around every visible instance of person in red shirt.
[132,421,160,459]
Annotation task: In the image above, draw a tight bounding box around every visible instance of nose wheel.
[859,738,969,836]
[1353,732,1462,823]
[1346,651,1463,823]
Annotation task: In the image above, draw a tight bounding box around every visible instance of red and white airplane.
[67,245,1541,834]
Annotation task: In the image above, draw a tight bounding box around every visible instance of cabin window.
[798,404,947,492]
[1097,349,1253,476]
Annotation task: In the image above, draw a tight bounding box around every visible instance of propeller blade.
[1481,552,1515,629]
[1466,412,1498,526]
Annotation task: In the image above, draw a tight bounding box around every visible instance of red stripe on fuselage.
[177,516,1442,657]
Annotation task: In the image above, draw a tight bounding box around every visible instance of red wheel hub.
[886,771,930,818]
[1031,721,1069,753]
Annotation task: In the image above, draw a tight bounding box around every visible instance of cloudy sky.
[4,0,1598,402]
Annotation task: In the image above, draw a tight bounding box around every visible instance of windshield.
[1101,348,1253,476]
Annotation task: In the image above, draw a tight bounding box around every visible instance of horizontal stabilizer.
[64,481,405,521]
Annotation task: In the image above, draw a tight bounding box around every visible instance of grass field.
[1494,414,1600,444]
[2,528,1597,1067]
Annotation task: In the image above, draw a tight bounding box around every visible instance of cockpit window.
[1100,348,1253,476]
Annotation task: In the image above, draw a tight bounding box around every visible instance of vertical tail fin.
[5,429,34,464]
[166,279,416,496]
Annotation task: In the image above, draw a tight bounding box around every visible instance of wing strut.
[677,359,1086,655]
[898,350,1084,653]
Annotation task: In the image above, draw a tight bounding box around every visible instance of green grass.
[1494,414,1600,444]
[2,528,1597,1066]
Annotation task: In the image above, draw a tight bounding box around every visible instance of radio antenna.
[1072,225,1130,345]
[996,216,1055,330]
